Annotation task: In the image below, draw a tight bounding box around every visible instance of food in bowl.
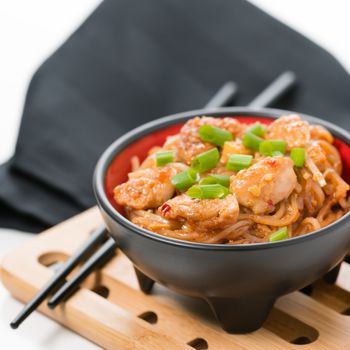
[113,114,350,244]
[95,109,350,333]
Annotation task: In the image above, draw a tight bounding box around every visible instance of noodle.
[310,125,334,143]
[305,155,327,187]
[317,198,336,223]
[240,195,299,227]
[131,156,140,171]
[204,220,252,243]
[296,217,321,235]
[317,140,342,174]
[324,168,349,200]
[303,177,325,214]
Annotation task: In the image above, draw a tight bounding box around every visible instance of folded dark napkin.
[1,0,350,232]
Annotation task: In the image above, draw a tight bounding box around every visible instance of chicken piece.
[159,194,239,230]
[230,156,297,214]
[266,115,310,149]
[165,116,243,164]
[114,163,186,210]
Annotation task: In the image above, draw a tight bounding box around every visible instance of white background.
[0,1,349,348]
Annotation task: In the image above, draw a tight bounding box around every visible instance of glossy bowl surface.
[94,107,350,333]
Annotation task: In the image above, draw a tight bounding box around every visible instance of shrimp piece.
[114,163,186,210]
[230,156,297,214]
[217,117,244,135]
[164,117,212,164]
[128,209,182,232]
[159,194,239,230]
[266,115,310,149]
[165,116,243,164]
[138,153,157,169]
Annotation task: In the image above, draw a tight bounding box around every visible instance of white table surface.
[0,1,349,349]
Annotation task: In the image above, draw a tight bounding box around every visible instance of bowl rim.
[93,107,350,251]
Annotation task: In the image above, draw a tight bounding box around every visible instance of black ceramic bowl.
[94,107,350,333]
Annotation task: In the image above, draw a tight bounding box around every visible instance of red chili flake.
[267,199,274,209]
[161,203,171,214]
[267,158,277,167]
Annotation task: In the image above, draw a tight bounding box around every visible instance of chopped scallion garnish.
[171,168,198,191]
[259,139,287,156]
[242,132,263,151]
[156,150,174,166]
[226,154,253,171]
[246,122,267,136]
[191,148,220,173]
[269,226,288,242]
[187,184,230,199]
[199,174,230,187]
[198,124,233,146]
[271,151,283,157]
[290,147,306,167]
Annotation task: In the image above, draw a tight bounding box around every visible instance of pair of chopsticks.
[10,71,296,329]
[10,226,116,328]
[205,71,296,109]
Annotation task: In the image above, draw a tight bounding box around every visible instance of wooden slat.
[309,279,350,314]
[2,207,350,349]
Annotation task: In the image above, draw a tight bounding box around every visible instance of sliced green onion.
[187,184,230,199]
[199,174,230,187]
[290,147,306,167]
[259,139,287,156]
[242,132,263,151]
[156,150,174,166]
[269,227,288,242]
[271,151,283,157]
[171,168,199,191]
[191,148,220,173]
[198,124,233,146]
[247,122,267,136]
[226,154,253,171]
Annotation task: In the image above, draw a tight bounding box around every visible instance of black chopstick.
[248,71,297,108]
[10,225,108,329]
[47,237,117,309]
[205,81,238,108]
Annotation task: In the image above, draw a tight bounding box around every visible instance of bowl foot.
[323,263,341,284]
[206,296,275,334]
[134,267,155,294]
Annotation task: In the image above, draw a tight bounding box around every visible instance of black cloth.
[1,0,350,232]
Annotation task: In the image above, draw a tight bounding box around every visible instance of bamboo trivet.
[2,207,350,349]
